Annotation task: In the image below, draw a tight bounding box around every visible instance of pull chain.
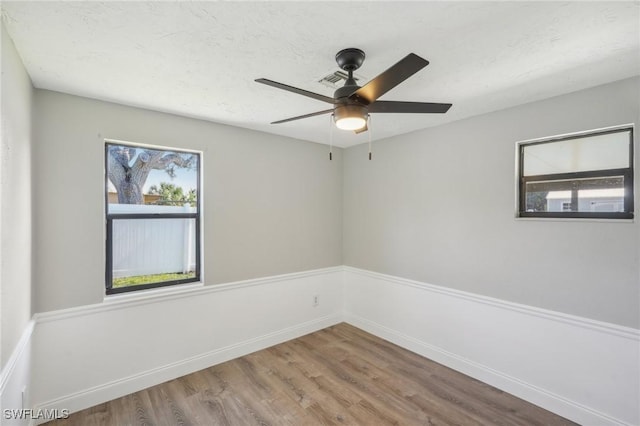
[329,113,334,161]
[368,115,372,160]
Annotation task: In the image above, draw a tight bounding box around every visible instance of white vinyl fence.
[109,204,197,278]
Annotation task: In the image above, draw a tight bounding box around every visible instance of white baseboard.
[7,266,640,426]
[32,313,341,423]
[343,267,639,426]
[345,314,630,426]
[0,320,35,426]
[0,321,34,394]
[28,267,344,423]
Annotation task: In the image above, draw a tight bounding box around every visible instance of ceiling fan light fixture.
[334,104,368,131]
[335,116,367,131]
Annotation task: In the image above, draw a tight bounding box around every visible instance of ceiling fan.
[255,48,452,134]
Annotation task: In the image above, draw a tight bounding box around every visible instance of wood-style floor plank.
[44,323,577,426]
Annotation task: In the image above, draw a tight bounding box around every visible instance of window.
[517,126,634,219]
[105,141,201,294]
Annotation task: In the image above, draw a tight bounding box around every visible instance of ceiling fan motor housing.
[334,104,368,122]
[334,82,360,100]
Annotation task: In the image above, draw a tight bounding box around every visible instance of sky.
[143,167,198,193]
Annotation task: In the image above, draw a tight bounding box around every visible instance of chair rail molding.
[343,266,640,426]
[2,266,638,426]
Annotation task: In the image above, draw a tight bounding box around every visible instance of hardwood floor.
[45,323,576,425]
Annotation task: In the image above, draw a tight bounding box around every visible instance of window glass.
[522,131,629,176]
[106,144,198,214]
[111,218,197,289]
[523,176,626,213]
[518,127,633,219]
[105,141,201,294]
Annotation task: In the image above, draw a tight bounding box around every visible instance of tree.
[107,145,196,204]
[148,182,197,206]
[526,191,548,212]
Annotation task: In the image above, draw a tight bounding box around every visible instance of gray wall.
[17,66,640,328]
[0,23,33,368]
[33,90,343,313]
[343,76,640,328]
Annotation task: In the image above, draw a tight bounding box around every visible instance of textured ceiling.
[1,1,639,147]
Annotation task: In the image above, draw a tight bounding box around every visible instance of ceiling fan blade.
[369,100,452,114]
[349,53,429,105]
[271,109,334,124]
[256,78,335,104]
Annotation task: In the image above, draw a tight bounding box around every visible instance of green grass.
[113,272,196,288]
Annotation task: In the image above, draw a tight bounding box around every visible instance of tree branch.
[150,153,196,171]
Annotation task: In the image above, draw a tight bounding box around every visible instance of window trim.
[104,139,202,295]
[515,125,634,220]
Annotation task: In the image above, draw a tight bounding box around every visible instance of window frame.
[104,139,202,295]
[516,125,634,220]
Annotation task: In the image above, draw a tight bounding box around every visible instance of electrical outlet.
[313,295,319,307]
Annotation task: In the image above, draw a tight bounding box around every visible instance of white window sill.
[103,281,205,305]
[515,216,634,224]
